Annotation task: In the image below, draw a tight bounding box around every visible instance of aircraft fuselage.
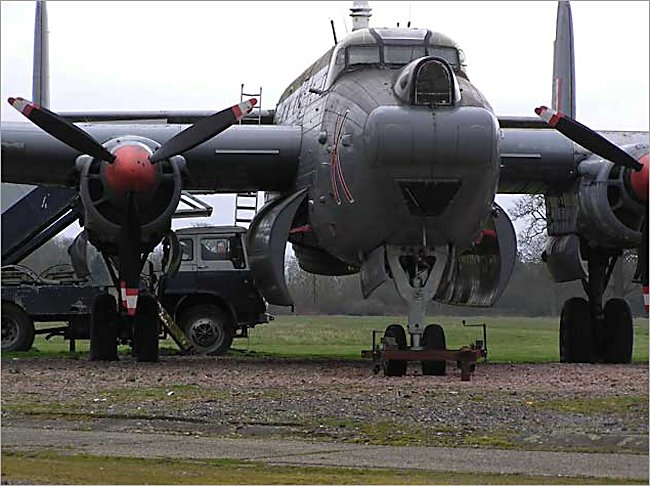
[276,27,500,265]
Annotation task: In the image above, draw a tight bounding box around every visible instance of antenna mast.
[330,19,338,45]
[350,0,372,31]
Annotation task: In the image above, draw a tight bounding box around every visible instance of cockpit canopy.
[325,27,467,89]
[393,57,461,106]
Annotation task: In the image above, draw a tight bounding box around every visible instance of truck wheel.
[133,293,160,363]
[1,302,35,352]
[180,305,234,356]
[89,294,119,361]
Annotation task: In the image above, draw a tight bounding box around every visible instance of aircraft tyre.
[383,324,407,376]
[1,302,35,352]
[89,293,119,361]
[602,298,633,364]
[133,293,160,362]
[180,304,234,356]
[560,297,595,363]
[421,324,446,376]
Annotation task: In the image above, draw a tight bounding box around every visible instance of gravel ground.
[1,355,648,454]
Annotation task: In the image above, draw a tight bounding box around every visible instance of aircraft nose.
[363,104,498,172]
[361,104,500,246]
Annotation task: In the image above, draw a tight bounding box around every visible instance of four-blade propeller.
[8,94,257,318]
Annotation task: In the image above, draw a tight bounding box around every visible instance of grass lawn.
[1,451,637,485]
[236,315,649,363]
[5,315,648,363]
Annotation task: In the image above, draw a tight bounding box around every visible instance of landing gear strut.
[386,245,449,352]
[559,246,633,364]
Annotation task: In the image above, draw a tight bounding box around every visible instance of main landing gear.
[560,247,633,364]
[89,291,160,363]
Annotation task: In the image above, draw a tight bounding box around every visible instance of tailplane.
[552,1,575,118]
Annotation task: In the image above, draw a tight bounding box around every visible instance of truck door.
[171,236,197,290]
[196,233,247,294]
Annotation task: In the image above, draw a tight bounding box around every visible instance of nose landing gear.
[361,245,486,380]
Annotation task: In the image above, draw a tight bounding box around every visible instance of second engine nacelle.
[576,144,648,249]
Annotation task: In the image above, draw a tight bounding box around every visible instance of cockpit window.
[415,60,454,105]
[384,46,426,65]
[348,45,381,65]
[325,28,466,89]
[334,48,345,66]
[428,46,460,68]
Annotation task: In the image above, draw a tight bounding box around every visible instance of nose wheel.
[421,324,446,376]
[382,324,407,376]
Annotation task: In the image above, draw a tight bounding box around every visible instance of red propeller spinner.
[629,153,648,203]
[104,144,157,193]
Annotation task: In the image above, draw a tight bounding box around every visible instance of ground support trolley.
[362,321,487,381]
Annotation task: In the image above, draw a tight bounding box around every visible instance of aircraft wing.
[497,126,649,194]
[0,121,301,192]
[497,116,550,130]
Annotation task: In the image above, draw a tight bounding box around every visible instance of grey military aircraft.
[1,1,647,370]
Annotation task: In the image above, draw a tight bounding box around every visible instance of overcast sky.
[1,1,648,229]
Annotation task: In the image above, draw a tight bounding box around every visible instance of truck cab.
[160,225,269,355]
[2,225,270,356]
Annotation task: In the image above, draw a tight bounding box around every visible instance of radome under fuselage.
[274,27,500,266]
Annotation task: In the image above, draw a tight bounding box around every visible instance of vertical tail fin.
[32,1,50,108]
[552,1,575,118]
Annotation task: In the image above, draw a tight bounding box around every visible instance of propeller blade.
[535,106,643,171]
[149,98,257,163]
[8,97,115,162]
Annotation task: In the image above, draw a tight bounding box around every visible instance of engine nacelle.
[576,144,647,249]
[76,135,184,254]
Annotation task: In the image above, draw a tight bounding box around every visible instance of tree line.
[14,232,644,318]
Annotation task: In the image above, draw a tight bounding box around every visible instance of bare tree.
[509,194,547,262]
[509,195,640,302]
